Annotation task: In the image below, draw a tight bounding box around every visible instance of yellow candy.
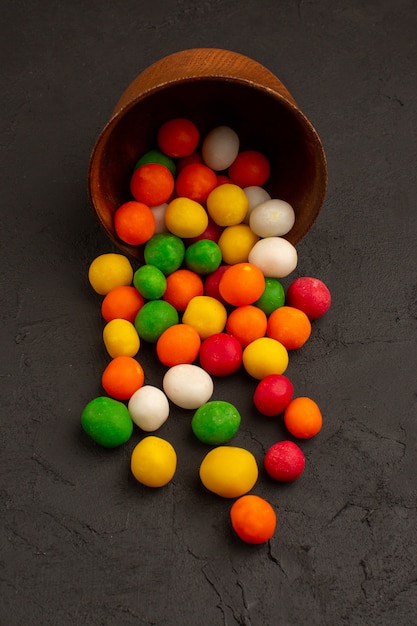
[242,336,289,379]
[199,446,258,498]
[88,253,133,295]
[164,197,209,238]
[206,183,249,226]
[182,295,227,340]
[131,436,177,488]
[103,318,140,358]
[217,223,259,264]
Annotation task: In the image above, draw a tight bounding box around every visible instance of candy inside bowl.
[88,48,327,262]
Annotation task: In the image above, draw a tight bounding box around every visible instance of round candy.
[243,185,271,223]
[130,162,174,207]
[175,162,217,203]
[101,286,144,323]
[184,239,222,275]
[201,125,240,171]
[226,305,267,348]
[131,436,177,487]
[156,323,201,367]
[157,118,200,157]
[230,495,276,544]
[88,253,133,295]
[128,385,170,432]
[163,363,214,409]
[114,200,156,245]
[286,276,332,320]
[162,268,204,311]
[164,197,209,238]
[228,150,270,187]
[199,446,258,498]
[133,264,167,300]
[248,236,298,278]
[218,262,265,306]
[242,337,289,379]
[134,300,179,343]
[134,148,176,177]
[81,396,133,448]
[191,400,241,445]
[264,441,305,482]
[249,199,295,237]
[267,305,312,350]
[253,374,294,416]
[284,397,323,439]
[101,355,145,400]
[198,333,243,376]
[217,224,259,265]
[144,233,185,275]
[102,318,140,358]
[182,295,227,340]
[206,183,249,227]
[254,277,285,316]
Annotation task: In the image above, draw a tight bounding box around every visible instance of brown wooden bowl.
[88,48,327,261]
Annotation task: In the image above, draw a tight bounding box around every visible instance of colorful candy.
[114,200,156,245]
[253,374,294,416]
[88,253,133,295]
[201,125,240,171]
[191,400,241,445]
[264,441,305,482]
[128,385,170,432]
[81,396,133,447]
[102,318,140,358]
[249,198,295,238]
[286,276,331,320]
[284,397,323,439]
[199,446,258,498]
[230,494,276,544]
[130,436,177,487]
[101,355,144,400]
[198,333,243,376]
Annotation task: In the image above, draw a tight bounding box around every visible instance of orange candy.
[230,494,276,544]
[162,268,204,311]
[219,262,265,306]
[130,163,175,207]
[226,305,267,347]
[175,163,218,203]
[156,323,201,367]
[101,286,145,323]
[284,397,323,439]
[267,305,312,350]
[114,200,156,245]
[101,355,145,401]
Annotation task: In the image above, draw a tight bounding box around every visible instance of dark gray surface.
[2,1,416,625]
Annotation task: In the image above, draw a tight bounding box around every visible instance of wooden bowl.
[88,48,327,261]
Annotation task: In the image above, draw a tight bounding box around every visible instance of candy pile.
[82,118,331,545]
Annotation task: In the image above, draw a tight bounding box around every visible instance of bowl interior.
[88,78,327,261]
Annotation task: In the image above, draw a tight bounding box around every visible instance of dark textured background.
[1,1,416,625]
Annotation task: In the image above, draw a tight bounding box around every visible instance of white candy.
[248,236,298,278]
[249,199,295,237]
[202,126,240,171]
[150,203,169,234]
[243,186,271,223]
[128,385,170,431]
[163,364,214,409]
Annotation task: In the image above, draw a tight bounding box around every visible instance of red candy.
[253,374,293,416]
[157,118,200,158]
[228,150,270,187]
[175,163,217,203]
[199,333,243,377]
[286,277,331,320]
[130,163,174,206]
[264,440,305,482]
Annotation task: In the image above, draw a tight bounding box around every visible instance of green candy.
[134,149,176,177]
[133,264,167,300]
[144,233,185,275]
[191,400,241,445]
[81,396,133,448]
[254,277,285,315]
[134,299,179,342]
[185,239,222,275]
